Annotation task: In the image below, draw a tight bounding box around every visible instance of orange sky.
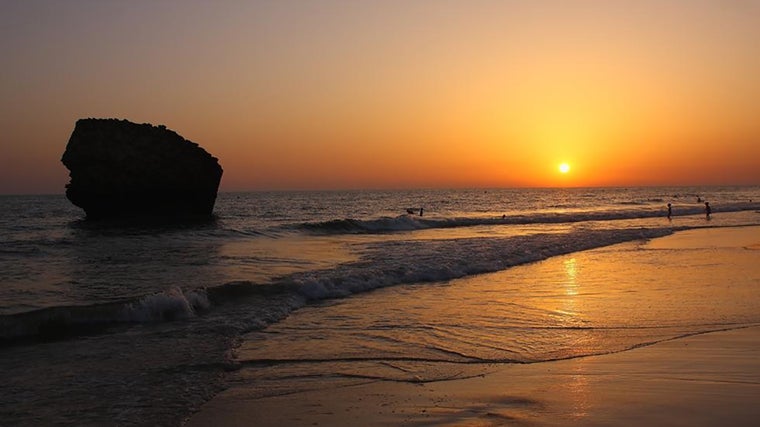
[1,0,759,194]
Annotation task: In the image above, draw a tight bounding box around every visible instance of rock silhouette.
[61,118,223,219]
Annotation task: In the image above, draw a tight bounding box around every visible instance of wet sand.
[186,326,760,426]
[185,226,760,426]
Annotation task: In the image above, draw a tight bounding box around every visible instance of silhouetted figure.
[667,203,672,220]
[419,207,424,216]
[697,196,702,203]
[502,214,506,220]
[704,201,711,220]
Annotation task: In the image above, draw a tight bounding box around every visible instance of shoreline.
[186,326,760,426]
[185,225,760,426]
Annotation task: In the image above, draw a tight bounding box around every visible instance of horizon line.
[3,183,760,197]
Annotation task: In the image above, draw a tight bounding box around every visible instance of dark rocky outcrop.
[61,118,223,220]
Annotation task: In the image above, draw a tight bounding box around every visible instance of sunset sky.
[2,0,759,194]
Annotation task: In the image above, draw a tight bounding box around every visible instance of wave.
[285,226,676,300]
[298,215,435,233]
[0,287,211,344]
[293,202,759,235]
[0,278,318,344]
[3,222,744,345]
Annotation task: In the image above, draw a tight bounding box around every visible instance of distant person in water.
[704,201,711,220]
[697,196,702,203]
[667,203,672,220]
[419,207,424,216]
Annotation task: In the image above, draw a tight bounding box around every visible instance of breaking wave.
[293,202,757,235]
[1,226,676,344]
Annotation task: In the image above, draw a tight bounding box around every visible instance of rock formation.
[61,118,223,219]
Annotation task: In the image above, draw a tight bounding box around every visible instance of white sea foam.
[295,201,760,235]
[121,287,210,322]
[0,223,744,342]
[286,227,675,302]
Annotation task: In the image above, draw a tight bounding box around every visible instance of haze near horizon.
[1,0,759,195]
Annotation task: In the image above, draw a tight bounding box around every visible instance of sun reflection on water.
[564,258,578,296]
[567,362,591,419]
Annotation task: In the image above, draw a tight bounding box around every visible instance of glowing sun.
[558,163,571,174]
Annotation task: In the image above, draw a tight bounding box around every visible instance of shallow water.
[1,187,759,426]
[234,227,760,399]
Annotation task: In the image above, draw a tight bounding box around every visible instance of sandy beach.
[186,225,760,427]
[186,325,760,427]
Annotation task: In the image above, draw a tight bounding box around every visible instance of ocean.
[1,186,759,426]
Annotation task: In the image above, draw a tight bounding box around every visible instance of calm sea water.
[1,187,759,426]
